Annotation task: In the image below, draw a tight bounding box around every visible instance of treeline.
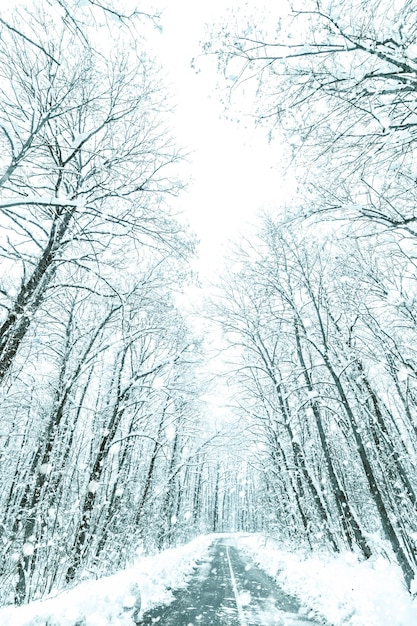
[215,225,417,588]
[0,0,214,606]
[210,0,417,590]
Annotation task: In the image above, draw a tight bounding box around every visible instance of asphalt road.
[139,537,324,625]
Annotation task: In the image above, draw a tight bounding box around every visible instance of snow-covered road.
[139,537,322,625]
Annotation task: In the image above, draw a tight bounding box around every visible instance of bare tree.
[213,217,417,589]
[0,3,188,387]
[209,0,417,231]
[0,0,206,606]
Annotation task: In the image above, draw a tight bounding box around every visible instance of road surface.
[139,537,324,625]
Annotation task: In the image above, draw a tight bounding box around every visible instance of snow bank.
[0,535,213,626]
[237,534,417,626]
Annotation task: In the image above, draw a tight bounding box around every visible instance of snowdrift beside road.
[0,535,213,626]
[238,534,417,626]
[4,533,417,625]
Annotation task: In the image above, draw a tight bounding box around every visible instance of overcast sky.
[147,0,289,278]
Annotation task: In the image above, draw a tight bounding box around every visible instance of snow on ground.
[0,535,213,626]
[4,532,417,626]
[237,534,417,626]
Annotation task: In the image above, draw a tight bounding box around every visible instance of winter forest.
[2,0,417,622]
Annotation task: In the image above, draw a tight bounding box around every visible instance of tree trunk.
[294,321,372,559]
[322,345,416,588]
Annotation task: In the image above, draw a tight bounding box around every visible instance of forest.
[1,0,417,611]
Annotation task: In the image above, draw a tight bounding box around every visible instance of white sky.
[147,0,289,278]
